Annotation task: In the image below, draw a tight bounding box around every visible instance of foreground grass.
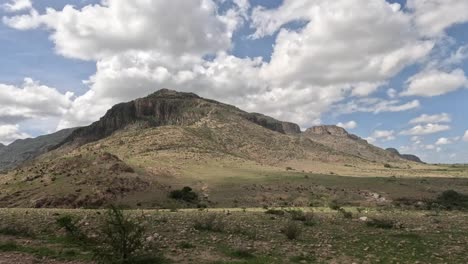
[0,208,467,263]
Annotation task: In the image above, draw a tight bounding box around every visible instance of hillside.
[0,89,458,209]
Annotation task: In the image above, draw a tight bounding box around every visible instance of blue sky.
[0,0,468,163]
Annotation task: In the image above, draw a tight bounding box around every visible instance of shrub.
[328,200,341,210]
[169,187,199,203]
[93,206,150,264]
[193,214,224,232]
[281,221,302,240]
[436,190,468,210]
[338,208,353,219]
[56,206,164,264]
[56,215,86,243]
[366,218,395,229]
[287,210,315,224]
[384,163,392,168]
[265,209,285,216]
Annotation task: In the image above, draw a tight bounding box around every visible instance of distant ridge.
[386,148,424,163]
[0,128,77,172]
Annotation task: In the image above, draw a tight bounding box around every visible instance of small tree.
[94,206,146,264]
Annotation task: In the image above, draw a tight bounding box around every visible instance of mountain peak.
[146,88,200,99]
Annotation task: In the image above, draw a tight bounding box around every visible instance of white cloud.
[425,144,436,150]
[0,124,31,145]
[0,78,73,124]
[336,121,357,130]
[253,0,433,90]
[3,0,236,61]
[464,131,468,142]
[2,0,32,13]
[442,45,468,67]
[436,137,452,145]
[401,69,468,97]
[408,0,468,37]
[409,113,451,124]
[369,130,396,142]
[401,123,451,135]
[337,98,420,114]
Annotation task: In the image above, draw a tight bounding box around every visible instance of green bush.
[281,221,302,240]
[56,206,165,264]
[56,215,86,243]
[436,190,468,210]
[366,218,395,229]
[169,186,199,203]
[328,200,341,210]
[286,209,306,221]
[265,209,285,216]
[338,208,353,219]
[193,214,225,232]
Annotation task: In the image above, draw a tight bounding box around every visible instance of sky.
[0,0,467,164]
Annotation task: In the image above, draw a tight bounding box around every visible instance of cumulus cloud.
[436,137,452,145]
[0,78,73,144]
[336,121,357,130]
[464,131,468,142]
[366,130,396,144]
[2,0,32,13]
[3,0,236,60]
[408,0,468,37]
[401,123,451,135]
[253,0,433,90]
[402,69,468,97]
[0,124,31,145]
[0,78,73,124]
[409,113,451,124]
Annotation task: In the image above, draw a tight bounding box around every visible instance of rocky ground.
[0,207,467,263]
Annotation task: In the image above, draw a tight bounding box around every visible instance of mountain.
[386,148,424,163]
[0,128,77,173]
[0,143,4,151]
[0,89,436,208]
[61,89,300,147]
